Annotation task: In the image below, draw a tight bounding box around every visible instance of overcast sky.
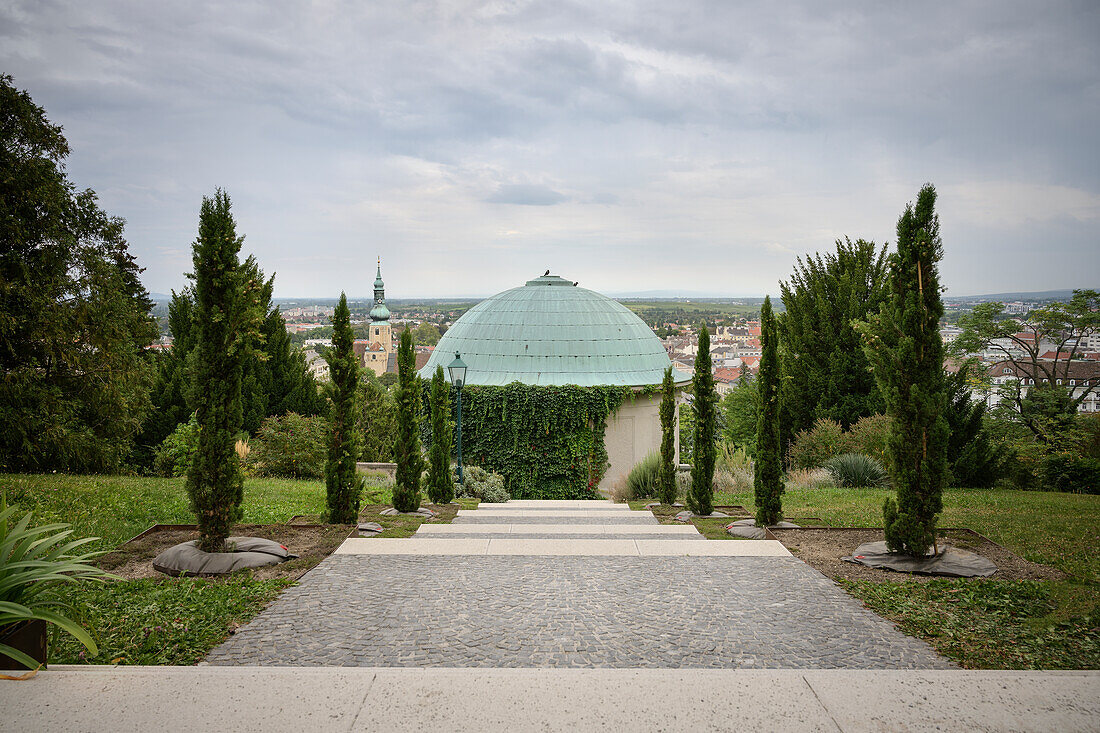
[3,1,1098,298]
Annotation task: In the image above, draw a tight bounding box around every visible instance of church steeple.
[369,257,391,323]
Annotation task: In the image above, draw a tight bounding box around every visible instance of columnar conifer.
[324,292,362,524]
[754,296,784,526]
[859,184,949,555]
[392,329,424,512]
[186,190,261,552]
[427,365,455,505]
[657,366,677,505]
[688,323,716,516]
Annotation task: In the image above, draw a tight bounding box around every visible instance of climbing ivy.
[445,383,631,499]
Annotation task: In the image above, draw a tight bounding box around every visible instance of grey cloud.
[0,0,1096,297]
[486,184,567,206]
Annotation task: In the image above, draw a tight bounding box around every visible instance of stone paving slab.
[10,667,1098,732]
[636,539,790,556]
[206,555,951,669]
[417,532,708,540]
[416,523,700,535]
[458,509,636,517]
[453,514,658,524]
[335,538,769,555]
[477,500,625,509]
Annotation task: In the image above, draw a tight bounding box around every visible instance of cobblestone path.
[205,501,951,669]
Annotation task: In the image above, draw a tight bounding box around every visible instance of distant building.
[304,349,330,382]
[362,259,395,376]
[979,360,1100,413]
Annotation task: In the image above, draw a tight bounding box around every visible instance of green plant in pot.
[0,498,114,670]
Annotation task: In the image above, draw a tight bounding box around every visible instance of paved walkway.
[205,500,950,669]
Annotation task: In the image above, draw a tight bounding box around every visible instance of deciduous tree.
[325,293,362,523]
[858,184,948,556]
[0,75,157,473]
[952,290,1100,440]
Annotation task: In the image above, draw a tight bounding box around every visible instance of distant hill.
[950,289,1081,302]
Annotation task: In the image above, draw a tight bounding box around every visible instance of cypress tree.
[657,366,678,505]
[186,190,261,552]
[324,293,362,524]
[859,184,949,556]
[427,365,455,504]
[688,323,716,516]
[392,328,424,512]
[754,296,784,526]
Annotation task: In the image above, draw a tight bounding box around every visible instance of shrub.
[717,442,754,473]
[454,465,509,503]
[846,414,893,472]
[625,452,661,500]
[714,466,753,494]
[250,413,327,479]
[676,470,692,497]
[0,499,114,669]
[825,453,890,488]
[785,468,836,491]
[1042,454,1100,495]
[153,416,199,478]
[788,418,847,469]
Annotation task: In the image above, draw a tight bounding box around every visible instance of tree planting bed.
[97,524,357,581]
[770,528,1066,583]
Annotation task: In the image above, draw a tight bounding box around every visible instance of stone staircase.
[335,500,791,556]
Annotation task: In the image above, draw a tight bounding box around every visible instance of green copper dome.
[418,274,688,387]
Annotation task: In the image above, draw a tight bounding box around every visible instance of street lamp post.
[447,352,468,486]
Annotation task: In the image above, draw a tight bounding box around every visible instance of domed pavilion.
[419,273,690,492]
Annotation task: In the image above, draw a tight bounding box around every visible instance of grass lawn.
[709,486,1100,669]
[0,472,412,667]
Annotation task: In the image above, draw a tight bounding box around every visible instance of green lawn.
[0,472,376,668]
[714,487,1100,581]
[1,473,341,550]
[710,486,1100,669]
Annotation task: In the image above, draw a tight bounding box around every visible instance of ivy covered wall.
[429,382,632,499]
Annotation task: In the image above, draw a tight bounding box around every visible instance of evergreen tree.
[688,323,716,516]
[944,364,1000,488]
[392,329,424,512]
[324,293,362,524]
[858,184,949,556]
[136,265,322,467]
[427,366,455,504]
[754,296,784,526]
[186,190,262,552]
[778,238,889,449]
[657,366,678,505]
[133,288,197,467]
[0,75,157,472]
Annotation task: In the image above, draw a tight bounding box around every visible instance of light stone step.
[415,533,708,541]
[417,523,700,535]
[452,515,658,525]
[476,501,623,509]
[458,509,635,517]
[334,538,791,556]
